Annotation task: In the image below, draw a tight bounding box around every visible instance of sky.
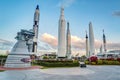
[0,0,120,51]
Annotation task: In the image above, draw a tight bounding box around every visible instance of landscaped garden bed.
[33,60,79,67]
[85,56,120,65]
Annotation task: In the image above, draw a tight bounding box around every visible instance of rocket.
[66,22,71,59]
[85,31,89,57]
[100,44,103,53]
[57,7,66,58]
[32,5,40,53]
[89,22,95,56]
[103,29,107,53]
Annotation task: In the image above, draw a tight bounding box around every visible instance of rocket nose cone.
[36,5,39,10]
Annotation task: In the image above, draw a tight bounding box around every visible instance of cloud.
[71,35,85,49]
[71,35,103,49]
[112,11,120,16]
[57,0,76,8]
[40,33,86,49]
[0,39,14,50]
[95,39,102,48]
[40,33,120,50]
[40,33,58,47]
[107,43,120,50]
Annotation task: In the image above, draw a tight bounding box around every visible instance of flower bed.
[85,58,120,65]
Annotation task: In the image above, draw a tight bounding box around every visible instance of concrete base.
[4,40,31,68]
[4,54,31,68]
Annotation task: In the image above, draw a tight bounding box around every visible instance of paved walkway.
[0,66,41,70]
[0,65,120,80]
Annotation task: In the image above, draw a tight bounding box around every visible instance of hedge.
[34,60,79,67]
[91,62,96,65]
[97,60,103,65]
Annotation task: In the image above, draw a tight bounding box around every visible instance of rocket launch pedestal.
[4,30,34,68]
[4,5,40,68]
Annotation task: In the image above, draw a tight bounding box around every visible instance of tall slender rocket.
[32,5,40,53]
[58,7,66,58]
[89,22,95,56]
[103,29,107,53]
[100,44,103,53]
[66,22,71,59]
[85,31,89,57]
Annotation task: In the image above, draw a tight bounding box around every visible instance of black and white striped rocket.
[103,29,107,53]
[32,5,40,53]
[85,31,89,57]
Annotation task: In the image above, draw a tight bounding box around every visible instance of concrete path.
[0,66,40,70]
[0,65,120,80]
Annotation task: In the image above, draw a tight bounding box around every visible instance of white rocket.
[100,44,103,53]
[57,7,66,58]
[32,5,40,53]
[66,22,71,59]
[89,22,95,56]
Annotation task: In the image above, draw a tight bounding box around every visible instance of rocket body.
[57,7,66,58]
[66,22,71,59]
[89,22,95,56]
[32,5,40,53]
[86,32,89,57]
[103,30,107,53]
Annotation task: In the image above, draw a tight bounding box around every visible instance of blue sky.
[0,0,120,43]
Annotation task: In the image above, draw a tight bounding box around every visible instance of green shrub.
[102,60,107,64]
[43,56,49,59]
[97,60,103,65]
[0,70,5,72]
[36,60,79,67]
[107,61,120,65]
[91,62,96,65]
[106,61,115,65]
[73,60,79,63]
[78,58,120,65]
[113,61,120,65]
[85,60,89,64]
